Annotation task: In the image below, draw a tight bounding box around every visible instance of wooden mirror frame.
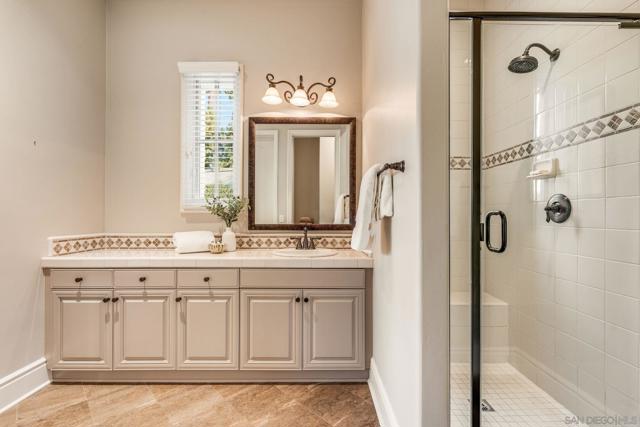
[248,116,356,231]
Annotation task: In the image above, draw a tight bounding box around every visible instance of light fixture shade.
[290,88,310,107]
[319,89,339,108]
[262,86,283,105]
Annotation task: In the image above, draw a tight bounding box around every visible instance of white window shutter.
[179,62,242,211]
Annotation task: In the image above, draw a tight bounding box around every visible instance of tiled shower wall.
[482,21,640,418]
[450,21,472,294]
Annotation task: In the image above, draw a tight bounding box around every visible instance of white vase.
[221,227,236,252]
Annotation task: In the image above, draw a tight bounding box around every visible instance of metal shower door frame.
[448,10,640,427]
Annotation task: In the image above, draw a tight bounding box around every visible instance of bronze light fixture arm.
[305,76,336,105]
[265,73,297,102]
[264,74,337,106]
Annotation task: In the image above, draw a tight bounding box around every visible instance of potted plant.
[205,192,249,252]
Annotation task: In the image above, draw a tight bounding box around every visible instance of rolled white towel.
[173,231,215,254]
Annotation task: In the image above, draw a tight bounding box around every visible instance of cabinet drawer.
[177,269,239,288]
[240,269,365,289]
[114,270,176,288]
[50,270,113,288]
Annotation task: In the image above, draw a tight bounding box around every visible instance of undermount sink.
[273,248,338,258]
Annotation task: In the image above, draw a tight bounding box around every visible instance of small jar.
[208,241,225,254]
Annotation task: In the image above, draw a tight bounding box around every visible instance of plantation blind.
[178,62,242,210]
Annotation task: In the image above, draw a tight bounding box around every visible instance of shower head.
[508,43,560,74]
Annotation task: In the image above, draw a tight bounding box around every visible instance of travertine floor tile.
[1,382,377,427]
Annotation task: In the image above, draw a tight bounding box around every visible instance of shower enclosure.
[450,12,640,426]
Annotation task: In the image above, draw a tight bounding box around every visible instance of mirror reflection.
[250,118,355,230]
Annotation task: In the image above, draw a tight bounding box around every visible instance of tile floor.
[0,382,379,427]
[451,363,581,427]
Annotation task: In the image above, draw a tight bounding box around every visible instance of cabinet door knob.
[102,297,110,303]
[203,276,210,282]
[139,276,147,282]
[295,297,301,303]
[176,297,182,302]
[74,277,83,283]
[304,297,309,303]
[111,297,119,303]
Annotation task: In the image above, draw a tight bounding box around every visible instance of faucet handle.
[309,237,321,250]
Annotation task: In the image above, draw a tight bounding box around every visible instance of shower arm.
[523,43,560,60]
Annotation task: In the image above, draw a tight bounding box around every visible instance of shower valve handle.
[544,203,565,223]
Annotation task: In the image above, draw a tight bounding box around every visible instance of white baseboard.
[0,358,50,414]
[367,358,399,427]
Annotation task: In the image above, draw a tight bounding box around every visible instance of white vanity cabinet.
[50,289,113,370]
[239,269,366,371]
[113,288,176,369]
[177,289,238,369]
[45,266,369,381]
[240,289,302,370]
[303,289,365,370]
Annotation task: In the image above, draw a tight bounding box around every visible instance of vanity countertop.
[41,249,373,269]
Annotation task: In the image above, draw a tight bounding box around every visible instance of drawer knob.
[304,297,309,303]
[203,276,211,282]
[74,277,83,283]
[139,277,147,283]
[175,297,182,302]
[102,297,110,303]
[295,297,301,303]
[111,297,119,303]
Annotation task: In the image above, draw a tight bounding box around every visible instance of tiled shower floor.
[451,363,581,427]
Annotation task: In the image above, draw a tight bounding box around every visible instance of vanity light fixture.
[261,73,339,108]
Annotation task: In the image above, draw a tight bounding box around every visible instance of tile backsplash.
[48,233,352,256]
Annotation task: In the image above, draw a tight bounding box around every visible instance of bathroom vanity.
[41,248,372,382]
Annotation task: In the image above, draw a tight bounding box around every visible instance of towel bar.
[377,161,405,176]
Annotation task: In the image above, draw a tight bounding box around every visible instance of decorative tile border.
[450,156,472,170]
[449,102,640,170]
[49,233,352,256]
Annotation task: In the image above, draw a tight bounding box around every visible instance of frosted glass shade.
[290,88,310,107]
[261,86,283,105]
[319,89,339,108]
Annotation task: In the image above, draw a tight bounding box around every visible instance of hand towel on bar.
[334,193,349,224]
[377,172,394,219]
[173,231,215,254]
[351,164,382,251]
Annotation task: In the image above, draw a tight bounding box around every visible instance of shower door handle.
[485,211,507,253]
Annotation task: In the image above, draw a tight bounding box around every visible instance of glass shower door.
[450,12,640,427]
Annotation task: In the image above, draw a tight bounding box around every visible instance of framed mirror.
[248,117,356,230]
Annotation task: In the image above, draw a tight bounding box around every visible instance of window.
[178,62,242,210]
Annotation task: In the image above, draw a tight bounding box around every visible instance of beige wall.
[362,0,423,425]
[293,137,320,223]
[0,0,105,378]
[105,0,362,233]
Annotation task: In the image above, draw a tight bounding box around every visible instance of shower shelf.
[526,158,557,179]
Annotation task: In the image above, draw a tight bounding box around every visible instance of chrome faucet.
[291,227,318,250]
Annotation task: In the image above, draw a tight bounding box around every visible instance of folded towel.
[173,231,215,254]
[377,173,394,219]
[351,164,382,251]
[334,193,348,224]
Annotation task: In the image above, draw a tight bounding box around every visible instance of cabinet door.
[240,289,301,370]
[50,290,112,370]
[303,289,365,370]
[113,289,175,369]
[177,289,238,369]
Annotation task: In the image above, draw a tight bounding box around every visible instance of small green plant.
[205,191,249,228]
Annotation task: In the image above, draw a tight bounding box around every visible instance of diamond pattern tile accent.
[450,102,640,171]
[48,233,352,256]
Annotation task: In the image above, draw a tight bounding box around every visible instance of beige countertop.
[41,249,373,269]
